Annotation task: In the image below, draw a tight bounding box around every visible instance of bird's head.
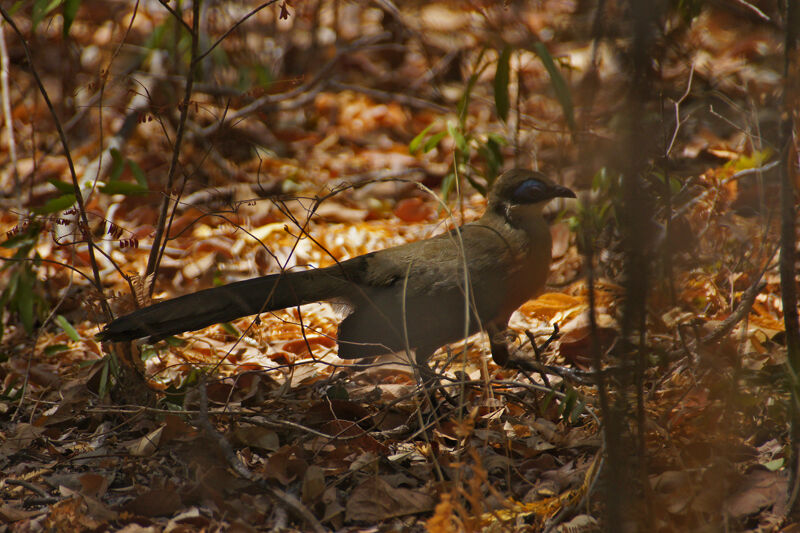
[487,169,575,220]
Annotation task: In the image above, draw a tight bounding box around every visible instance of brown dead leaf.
[302,465,326,504]
[552,514,600,533]
[345,476,435,522]
[124,488,183,517]
[724,468,787,519]
[57,487,118,524]
[161,414,197,443]
[650,470,693,515]
[127,425,163,457]
[558,310,617,369]
[233,424,280,452]
[0,504,44,523]
[314,201,370,223]
[263,445,308,485]
[78,473,109,498]
[394,197,433,223]
[319,420,390,455]
[34,381,90,427]
[303,399,374,427]
[1,423,46,455]
[521,292,586,322]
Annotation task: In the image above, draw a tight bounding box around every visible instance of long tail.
[98,268,349,343]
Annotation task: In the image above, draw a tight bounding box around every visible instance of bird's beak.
[550,185,576,199]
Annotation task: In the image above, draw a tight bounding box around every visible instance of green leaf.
[409,123,435,154]
[100,181,149,195]
[541,390,555,413]
[326,384,349,400]
[4,270,19,304]
[458,47,487,121]
[8,1,26,16]
[221,322,240,337]
[32,0,61,31]
[34,193,76,214]
[447,122,468,154]
[494,45,511,121]
[570,399,586,424]
[464,173,487,196]
[487,132,508,146]
[98,358,110,398]
[670,176,681,195]
[56,314,80,341]
[164,336,186,346]
[44,344,70,356]
[109,148,125,181]
[140,345,160,361]
[62,0,80,39]
[423,131,447,153]
[2,376,21,398]
[478,135,505,183]
[592,168,609,191]
[440,172,456,201]
[763,458,784,471]
[17,273,34,333]
[255,65,275,87]
[48,179,75,194]
[128,160,148,187]
[532,42,575,133]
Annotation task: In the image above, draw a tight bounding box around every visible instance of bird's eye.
[512,179,547,202]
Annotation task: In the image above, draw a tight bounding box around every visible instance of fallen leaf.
[724,468,787,518]
[394,197,433,222]
[128,425,164,457]
[345,476,435,522]
[124,488,183,517]
[233,424,280,452]
[302,465,326,504]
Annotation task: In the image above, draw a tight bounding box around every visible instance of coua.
[98,169,574,366]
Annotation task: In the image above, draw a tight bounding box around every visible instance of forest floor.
[0,1,795,531]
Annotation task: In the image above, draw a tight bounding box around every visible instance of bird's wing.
[351,221,527,293]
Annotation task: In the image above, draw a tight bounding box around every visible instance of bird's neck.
[491,201,547,231]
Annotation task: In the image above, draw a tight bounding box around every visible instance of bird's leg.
[487,322,512,366]
[511,324,562,382]
[529,323,560,359]
[414,351,459,409]
[490,323,561,371]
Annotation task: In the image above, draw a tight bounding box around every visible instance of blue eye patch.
[512,179,548,203]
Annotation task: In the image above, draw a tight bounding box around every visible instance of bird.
[98,169,575,367]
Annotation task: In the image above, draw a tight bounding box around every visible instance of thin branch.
[196,1,280,63]
[0,21,18,195]
[0,6,111,318]
[145,1,202,292]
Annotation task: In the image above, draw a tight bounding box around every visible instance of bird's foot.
[526,323,560,360]
[417,362,457,407]
[500,324,562,385]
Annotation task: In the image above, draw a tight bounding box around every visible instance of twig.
[0,21,18,194]
[665,64,695,157]
[196,1,280,63]
[731,0,771,21]
[329,81,450,114]
[4,479,50,498]
[781,0,800,511]
[0,6,111,319]
[144,2,201,292]
[700,279,767,345]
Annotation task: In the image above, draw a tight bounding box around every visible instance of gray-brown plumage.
[98,169,574,365]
